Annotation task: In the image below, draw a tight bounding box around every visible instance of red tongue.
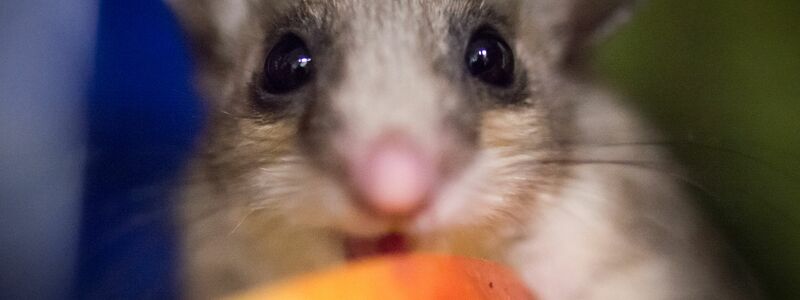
[345,232,408,260]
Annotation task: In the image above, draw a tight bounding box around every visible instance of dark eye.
[263,33,313,94]
[465,28,514,87]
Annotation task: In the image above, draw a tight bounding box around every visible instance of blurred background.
[1,1,95,299]
[596,1,800,298]
[0,0,797,299]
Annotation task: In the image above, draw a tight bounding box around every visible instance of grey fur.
[168,1,758,299]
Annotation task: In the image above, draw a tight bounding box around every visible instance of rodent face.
[189,0,574,247]
[169,3,760,299]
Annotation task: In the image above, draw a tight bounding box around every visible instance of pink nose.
[351,136,435,217]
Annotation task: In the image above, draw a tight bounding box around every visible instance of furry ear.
[166,0,216,61]
[166,0,250,67]
[524,0,638,70]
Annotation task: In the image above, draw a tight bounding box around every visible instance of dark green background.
[595,0,800,298]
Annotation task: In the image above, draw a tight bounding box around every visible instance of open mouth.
[344,232,410,261]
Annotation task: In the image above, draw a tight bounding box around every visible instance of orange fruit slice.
[230,254,535,300]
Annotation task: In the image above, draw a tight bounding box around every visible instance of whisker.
[535,186,620,237]
[560,139,800,181]
[229,206,266,236]
[535,158,719,203]
[215,107,261,120]
[537,158,800,229]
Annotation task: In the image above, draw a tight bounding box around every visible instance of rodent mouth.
[344,232,410,261]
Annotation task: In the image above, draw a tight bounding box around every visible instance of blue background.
[76,0,201,298]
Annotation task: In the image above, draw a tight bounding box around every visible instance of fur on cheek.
[413,107,564,235]
[242,149,393,237]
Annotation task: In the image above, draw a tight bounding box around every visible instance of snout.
[349,133,438,217]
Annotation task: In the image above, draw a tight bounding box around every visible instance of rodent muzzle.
[349,133,438,218]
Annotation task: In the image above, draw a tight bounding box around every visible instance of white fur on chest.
[505,165,676,299]
[498,95,734,300]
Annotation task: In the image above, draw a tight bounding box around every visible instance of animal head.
[170,0,635,240]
